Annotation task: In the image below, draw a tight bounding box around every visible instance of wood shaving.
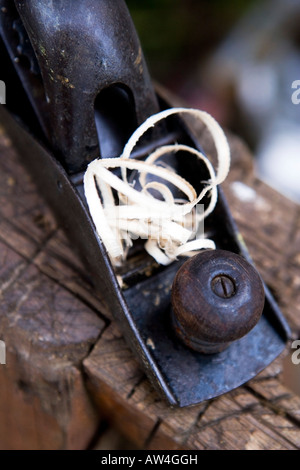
[83,107,230,266]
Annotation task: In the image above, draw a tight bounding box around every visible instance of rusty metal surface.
[0,0,291,407]
[1,0,159,172]
[123,203,290,406]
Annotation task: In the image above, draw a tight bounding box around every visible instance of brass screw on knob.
[171,249,265,354]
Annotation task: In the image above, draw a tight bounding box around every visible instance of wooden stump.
[0,118,299,450]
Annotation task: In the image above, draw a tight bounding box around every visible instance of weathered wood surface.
[0,118,300,450]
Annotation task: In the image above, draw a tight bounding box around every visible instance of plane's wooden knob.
[171,250,265,354]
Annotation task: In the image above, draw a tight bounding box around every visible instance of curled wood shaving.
[83,107,230,266]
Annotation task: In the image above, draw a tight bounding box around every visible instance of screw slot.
[211,275,236,299]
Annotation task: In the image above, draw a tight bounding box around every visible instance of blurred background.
[127,0,300,203]
[97,0,300,449]
[0,0,299,451]
[95,0,300,449]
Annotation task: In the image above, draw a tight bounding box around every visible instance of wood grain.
[0,128,105,449]
[0,116,299,449]
[84,132,300,450]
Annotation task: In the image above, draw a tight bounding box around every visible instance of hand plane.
[0,0,290,407]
